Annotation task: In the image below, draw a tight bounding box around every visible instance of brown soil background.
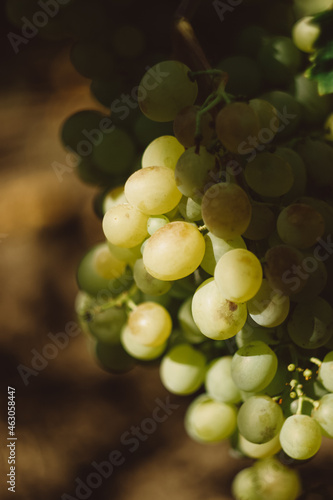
[0,8,333,500]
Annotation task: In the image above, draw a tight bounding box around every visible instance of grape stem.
[80,284,138,321]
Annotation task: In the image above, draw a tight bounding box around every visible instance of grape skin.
[279,414,322,460]
[237,395,284,444]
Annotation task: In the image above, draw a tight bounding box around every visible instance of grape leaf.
[306,11,333,95]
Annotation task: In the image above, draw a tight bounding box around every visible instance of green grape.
[287,297,333,349]
[295,139,333,190]
[279,414,322,460]
[90,78,123,109]
[295,196,333,237]
[173,105,214,148]
[121,325,167,360]
[94,341,136,373]
[293,74,332,126]
[243,204,275,241]
[159,343,206,395]
[191,278,247,340]
[244,152,294,197]
[133,115,173,148]
[88,306,127,344]
[277,203,325,249]
[234,25,269,57]
[133,259,172,296]
[264,245,308,296]
[249,98,280,144]
[217,56,262,98]
[277,147,307,204]
[238,433,281,459]
[312,394,333,438]
[236,323,279,348]
[237,395,284,444]
[141,135,185,170]
[147,216,169,236]
[215,102,260,154]
[318,351,333,392]
[178,298,206,344]
[107,241,142,267]
[292,16,320,53]
[205,356,242,404]
[142,221,205,281]
[75,158,113,186]
[201,183,252,240]
[103,203,149,248]
[289,256,327,302]
[138,61,198,122]
[231,341,278,392]
[92,128,136,175]
[127,302,172,347]
[257,36,302,87]
[124,166,182,215]
[102,186,127,214]
[174,146,216,199]
[184,393,237,443]
[253,458,301,500]
[215,248,263,303]
[260,91,302,138]
[61,110,107,154]
[232,467,259,500]
[76,243,132,297]
[201,232,246,276]
[293,0,333,17]
[70,41,114,80]
[178,196,202,222]
[248,279,290,328]
[111,24,145,58]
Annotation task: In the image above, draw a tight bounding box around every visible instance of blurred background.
[1,1,333,499]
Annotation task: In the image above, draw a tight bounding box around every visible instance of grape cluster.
[54,1,333,499]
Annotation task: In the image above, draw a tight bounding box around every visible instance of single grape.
[277,203,325,249]
[88,306,127,344]
[312,393,333,438]
[133,259,172,296]
[257,36,301,86]
[178,196,202,222]
[92,128,136,175]
[103,203,149,248]
[127,302,172,347]
[205,356,242,404]
[125,166,182,215]
[178,297,206,344]
[121,325,167,360]
[94,342,136,373]
[201,232,246,276]
[142,221,205,281]
[61,110,107,153]
[147,216,169,236]
[201,183,252,240]
[185,393,237,443]
[215,102,260,154]
[237,395,284,444]
[293,74,332,126]
[174,146,216,199]
[141,135,185,170]
[159,343,206,395]
[138,61,198,122]
[264,245,308,296]
[192,278,247,340]
[279,414,322,460]
[231,340,278,392]
[238,433,282,459]
[248,279,290,328]
[287,297,333,349]
[244,152,294,197]
[102,186,127,214]
[318,351,333,392]
[215,248,263,303]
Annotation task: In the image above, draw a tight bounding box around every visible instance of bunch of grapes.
[57,1,333,499]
